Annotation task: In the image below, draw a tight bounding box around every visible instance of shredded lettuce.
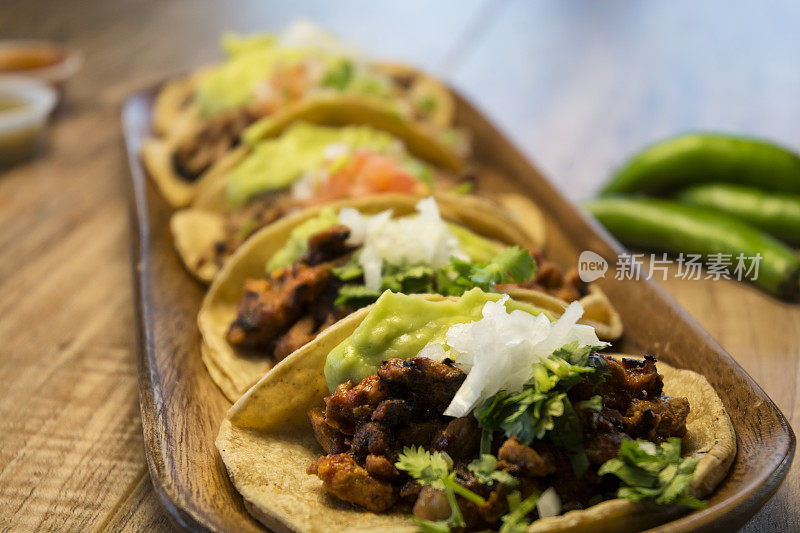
[598,438,705,509]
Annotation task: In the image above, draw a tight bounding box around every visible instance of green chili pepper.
[677,183,800,246]
[602,134,800,196]
[585,196,800,299]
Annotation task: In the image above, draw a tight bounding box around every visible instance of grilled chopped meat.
[577,407,628,465]
[173,107,257,181]
[307,355,691,529]
[365,454,399,481]
[413,486,483,528]
[549,456,604,510]
[225,224,355,358]
[433,416,482,460]
[371,399,415,426]
[302,225,355,265]
[214,194,292,265]
[226,262,335,349]
[309,407,347,455]
[307,453,396,512]
[396,420,445,447]
[624,396,690,441]
[325,375,389,434]
[352,422,394,458]
[378,357,466,412]
[596,355,663,411]
[498,437,556,478]
[273,315,315,361]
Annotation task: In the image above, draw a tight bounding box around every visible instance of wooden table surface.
[1,0,797,531]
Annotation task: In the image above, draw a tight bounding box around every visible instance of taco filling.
[207,122,459,270]
[168,22,463,182]
[224,198,585,362]
[306,294,700,531]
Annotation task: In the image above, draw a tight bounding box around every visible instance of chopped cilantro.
[598,438,705,509]
[396,446,486,533]
[331,246,536,309]
[333,285,382,308]
[437,246,537,297]
[321,59,353,90]
[467,454,519,488]
[474,346,605,476]
[499,490,541,533]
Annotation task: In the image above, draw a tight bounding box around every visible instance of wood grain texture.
[0,0,798,532]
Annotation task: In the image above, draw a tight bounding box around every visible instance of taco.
[170,121,472,283]
[199,195,621,401]
[142,21,465,207]
[216,290,735,533]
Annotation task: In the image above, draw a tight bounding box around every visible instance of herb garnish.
[333,246,538,308]
[467,454,518,488]
[598,438,706,508]
[499,490,541,533]
[473,342,606,475]
[396,446,485,532]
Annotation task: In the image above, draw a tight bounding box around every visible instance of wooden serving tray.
[122,85,794,533]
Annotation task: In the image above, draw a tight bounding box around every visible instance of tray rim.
[122,82,795,533]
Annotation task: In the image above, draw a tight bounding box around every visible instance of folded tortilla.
[198,193,621,401]
[143,63,464,208]
[215,303,735,533]
[171,189,552,285]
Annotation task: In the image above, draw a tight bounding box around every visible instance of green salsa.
[324,288,549,391]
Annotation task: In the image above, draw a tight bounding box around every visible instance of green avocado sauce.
[324,288,549,391]
[196,32,393,121]
[266,207,340,272]
[265,207,504,274]
[226,122,403,207]
[195,44,315,117]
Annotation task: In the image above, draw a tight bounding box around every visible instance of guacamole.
[226,122,400,207]
[195,44,318,117]
[265,207,503,274]
[324,289,550,391]
[266,207,340,272]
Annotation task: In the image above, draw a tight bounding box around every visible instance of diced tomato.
[312,150,428,203]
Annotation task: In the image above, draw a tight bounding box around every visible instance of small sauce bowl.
[0,40,82,93]
[0,76,57,166]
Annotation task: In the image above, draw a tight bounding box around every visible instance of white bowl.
[0,76,57,165]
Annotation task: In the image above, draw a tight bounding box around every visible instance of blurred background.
[1,1,798,531]
[4,0,800,200]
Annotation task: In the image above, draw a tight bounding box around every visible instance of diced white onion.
[322,142,350,160]
[417,343,448,363]
[639,441,657,455]
[290,171,315,201]
[439,297,608,418]
[537,487,561,518]
[338,198,467,291]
